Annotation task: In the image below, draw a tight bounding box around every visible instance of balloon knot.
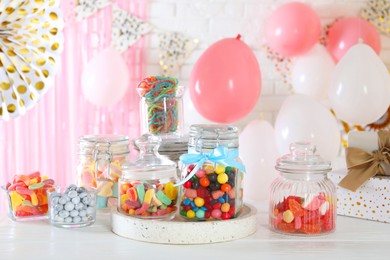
[236,34,241,40]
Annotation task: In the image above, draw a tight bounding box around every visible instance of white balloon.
[239,119,279,202]
[183,89,211,131]
[274,94,341,161]
[328,43,390,125]
[292,44,335,100]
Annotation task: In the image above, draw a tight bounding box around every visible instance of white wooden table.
[1,201,389,259]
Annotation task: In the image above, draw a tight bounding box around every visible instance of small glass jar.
[179,124,245,221]
[137,76,184,138]
[269,142,336,235]
[118,134,179,220]
[76,135,130,208]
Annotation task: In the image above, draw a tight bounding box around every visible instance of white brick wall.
[144,0,390,129]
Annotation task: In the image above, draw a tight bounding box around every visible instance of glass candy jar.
[77,135,130,208]
[269,142,336,235]
[179,125,245,221]
[118,134,179,220]
[137,76,184,138]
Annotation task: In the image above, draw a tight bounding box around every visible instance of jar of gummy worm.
[118,134,179,220]
[178,124,246,221]
[137,76,184,138]
[269,142,336,235]
[77,135,130,208]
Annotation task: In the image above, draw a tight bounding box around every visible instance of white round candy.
[64,202,75,211]
[70,210,79,217]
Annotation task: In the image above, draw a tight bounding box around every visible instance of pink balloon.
[327,17,381,62]
[265,2,320,57]
[189,36,261,123]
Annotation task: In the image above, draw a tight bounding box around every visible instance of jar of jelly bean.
[179,124,245,221]
[137,76,184,138]
[77,135,130,208]
[118,134,179,220]
[269,142,336,235]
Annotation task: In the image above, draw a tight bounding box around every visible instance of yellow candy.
[152,194,162,206]
[28,178,39,185]
[215,165,225,174]
[282,210,294,223]
[9,191,24,210]
[203,165,214,174]
[221,203,230,213]
[128,209,135,215]
[42,176,48,181]
[194,197,204,207]
[164,182,178,200]
[217,173,228,184]
[30,192,38,206]
[186,210,195,218]
[97,181,113,197]
[120,194,129,206]
[143,189,154,204]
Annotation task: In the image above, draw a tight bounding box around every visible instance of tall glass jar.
[118,134,179,220]
[137,76,184,138]
[269,142,336,235]
[77,135,130,208]
[178,125,245,221]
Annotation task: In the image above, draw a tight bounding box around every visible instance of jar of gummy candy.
[269,142,336,235]
[77,135,130,208]
[137,76,184,138]
[178,124,246,221]
[118,134,179,220]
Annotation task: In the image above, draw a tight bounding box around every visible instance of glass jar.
[178,124,245,221]
[137,76,184,138]
[118,134,179,220]
[269,142,336,235]
[77,135,130,208]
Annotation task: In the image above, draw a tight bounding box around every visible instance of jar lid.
[78,135,130,155]
[188,124,239,150]
[122,134,177,180]
[275,142,331,173]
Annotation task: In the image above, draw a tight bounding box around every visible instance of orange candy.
[199,177,210,187]
[288,198,304,217]
[301,223,322,234]
[220,183,232,193]
[278,222,295,233]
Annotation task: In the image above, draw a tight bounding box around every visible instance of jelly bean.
[201,206,207,211]
[208,182,220,191]
[221,213,231,220]
[211,209,222,219]
[199,177,210,187]
[213,202,222,209]
[136,184,145,203]
[217,173,228,184]
[221,203,230,213]
[218,197,225,203]
[228,206,235,216]
[183,181,192,189]
[192,179,200,189]
[195,169,206,178]
[193,207,199,212]
[227,188,235,199]
[212,190,224,200]
[208,173,217,182]
[220,183,231,193]
[196,209,205,218]
[184,189,197,198]
[196,186,210,198]
[190,201,195,207]
[186,210,195,218]
[203,165,214,173]
[194,197,204,207]
[215,165,225,174]
[180,210,187,217]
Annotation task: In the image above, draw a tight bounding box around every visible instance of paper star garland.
[111,5,153,52]
[360,0,390,35]
[75,0,111,20]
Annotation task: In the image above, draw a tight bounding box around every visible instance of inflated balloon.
[189,35,261,123]
[240,120,279,201]
[81,47,129,106]
[274,94,341,161]
[291,44,335,100]
[328,43,390,125]
[264,2,320,57]
[327,17,381,62]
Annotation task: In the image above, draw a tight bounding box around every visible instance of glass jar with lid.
[269,142,336,235]
[118,134,179,220]
[178,124,246,221]
[77,135,130,208]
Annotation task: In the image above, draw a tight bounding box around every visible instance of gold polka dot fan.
[0,0,63,120]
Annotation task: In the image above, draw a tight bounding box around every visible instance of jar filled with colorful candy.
[118,134,179,220]
[178,125,246,221]
[77,135,130,208]
[137,76,184,138]
[269,142,336,235]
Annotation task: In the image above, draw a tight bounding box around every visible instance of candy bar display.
[118,134,179,220]
[48,184,97,228]
[77,135,130,208]
[178,125,246,221]
[137,76,184,137]
[269,143,336,235]
[2,172,56,221]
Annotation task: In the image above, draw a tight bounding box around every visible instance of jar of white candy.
[118,134,179,220]
[48,184,97,228]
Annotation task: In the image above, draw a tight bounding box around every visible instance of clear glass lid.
[275,142,332,173]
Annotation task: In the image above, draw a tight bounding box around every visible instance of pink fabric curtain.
[0,1,145,198]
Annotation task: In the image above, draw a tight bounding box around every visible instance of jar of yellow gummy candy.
[178,125,246,221]
[77,135,130,208]
[118,134,179,220]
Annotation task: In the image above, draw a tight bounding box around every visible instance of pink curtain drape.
[0,1,145,201]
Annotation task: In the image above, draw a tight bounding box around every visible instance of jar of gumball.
[77,135,130,208]
[137,76,184,138]
[178,124,246,221]
[269,142,336,235]
[118,134,179,220]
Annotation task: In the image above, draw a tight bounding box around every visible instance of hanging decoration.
[111,5,152,53]
[158,32,199,76]
[75,0,111,20]
[0,0,64,121]
[360,0,390,35]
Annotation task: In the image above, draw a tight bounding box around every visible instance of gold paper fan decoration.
[0,0,64,120]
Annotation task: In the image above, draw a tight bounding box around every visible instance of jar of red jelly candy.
[118,134,179,220]
[178,125,246,221]
[269,142,336,235]
[77,135,130,208]
[137,76,184,138]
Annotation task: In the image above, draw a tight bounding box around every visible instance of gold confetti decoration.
[0,0,64,121]
[75,0,111,20]
[158,32,199,76]
[360,0,390,35]
[111,5,152,53]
